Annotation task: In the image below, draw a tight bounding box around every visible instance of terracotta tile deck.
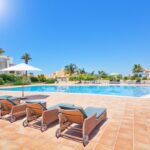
[0,91,150,150]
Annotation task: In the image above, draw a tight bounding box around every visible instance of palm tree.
[78,68,86,74]
[98,71,107,79]
[21,53,32,77]
[21,53,32,64]
[90,71,95,75]
[0,48,5,55]
[132,64,143,76]
[64,64,78,76]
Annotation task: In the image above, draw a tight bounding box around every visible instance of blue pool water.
[0,85,150,97]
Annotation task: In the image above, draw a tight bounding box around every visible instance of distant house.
[143,68,150,79]
[0,55,15,74]
[50,69,70,81]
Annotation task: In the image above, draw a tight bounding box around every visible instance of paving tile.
[98,129,118,147]
[0,91,150,150]
[115,137,133,150]
[76,141,97,150]
[95,144,113,150]
[118,128,133,140]
[134,142,150,150]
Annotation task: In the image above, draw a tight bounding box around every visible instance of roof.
[144,68,150,73]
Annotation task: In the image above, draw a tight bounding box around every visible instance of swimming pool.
[0,85,150,97]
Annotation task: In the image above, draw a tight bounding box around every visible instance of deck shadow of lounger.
[27,120,59,131]
[4,114,26,123]
[23,103,79,132]
[23,102,59,132]
[61,119,107,144]
[0,99,26,123]
[56,106,107,146]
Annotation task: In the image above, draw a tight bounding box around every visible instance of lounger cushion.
[47,103,75,111]
[59,104,87,118]
[4,99,17,106]
[84,107,106,119]
[7,97,19,101]
[58,103,77,109]
[47,103,87,118]
[25,100,45,103]
[0,95,12,100]
[25,100,47,110]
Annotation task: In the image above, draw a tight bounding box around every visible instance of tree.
[64,64,78,76]
[21,53,32,77]
[90,71,95,75]
[78,68,86,74]
[37,74,46,82]
[21,53,32,64]
[0,48,5,55]
[98,71,107,79]
[132,64,143,76]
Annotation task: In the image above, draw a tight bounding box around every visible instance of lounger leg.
[10,115,16,123]
[23,119,29,127]
[56,113,68,138]
[83,134,89,146]
[41,123,48,132]
[23,108,31,127]
[0,109,2,119]
[41,109,58,132]
[0,103,3,119]
[56,128,61,138]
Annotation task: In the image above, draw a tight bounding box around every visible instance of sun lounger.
[0,99,26,123]
[23,101,75,132]
[56,105,107,146]
[0,95,21,104]
[0,95,12,99]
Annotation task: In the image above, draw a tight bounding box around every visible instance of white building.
[144,68,150,79]
[0,55,14,74]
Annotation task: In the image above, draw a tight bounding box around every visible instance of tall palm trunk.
[25,61,28,79]
[21,53,32,79]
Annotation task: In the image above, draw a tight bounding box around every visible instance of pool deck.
[0,91,150,150]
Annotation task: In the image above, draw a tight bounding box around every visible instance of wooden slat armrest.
[42,108,58,125]
[11,104,26,113]
[83,113,97,136]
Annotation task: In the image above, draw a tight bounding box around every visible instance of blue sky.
[0,0,150,75]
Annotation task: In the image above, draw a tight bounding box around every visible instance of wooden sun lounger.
[56,106,107,146]
[0,95,21,104]
[23,102,75,132]
[0,99,26,123]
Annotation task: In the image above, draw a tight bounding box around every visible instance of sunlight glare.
[0,0,10,18]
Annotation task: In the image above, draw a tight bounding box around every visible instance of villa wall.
[0,55,14,74]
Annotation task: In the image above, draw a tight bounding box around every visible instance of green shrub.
[46,78,56,84]
[69,76,79,81]
[109,76,114,81]
[69,74,97,81]
[85,75,97,81]
[123,76,128,81]
[30,76,39,82]
[14,78,31,85]
[0,78,5,85]
[131,76,136,80]
[98,71,108,79]
[136,77,141,83]
[14,79,23,85]
[0,74,20,83]
[37,74,46,82]
[142,77,147,80]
